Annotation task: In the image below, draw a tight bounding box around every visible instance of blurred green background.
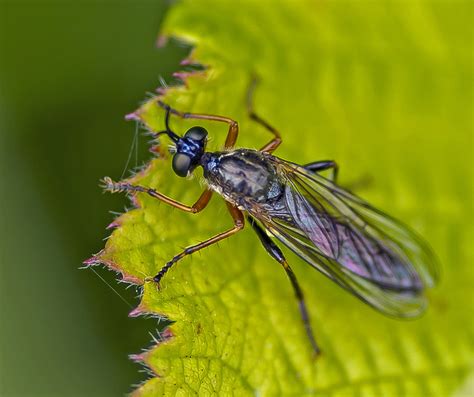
[0,1,185,396]
[1,1,473,396]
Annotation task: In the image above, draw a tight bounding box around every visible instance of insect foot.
[152,261,174,286]
[100,177,128,194]
[143,275,162,290]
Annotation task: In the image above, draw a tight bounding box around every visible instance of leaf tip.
[129,305,145,318]
[156,86,168,95]
[156,34,168,48]
[106,219,121,230]
[125,112,140,121]
[82,252,103,266]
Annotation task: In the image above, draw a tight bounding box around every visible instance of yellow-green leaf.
[94,0,473,395]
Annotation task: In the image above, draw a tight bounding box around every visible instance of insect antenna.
[150,104,180,144]
[164,104,180,142]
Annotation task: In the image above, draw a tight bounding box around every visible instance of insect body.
[104,80,438,355]
[202,150,284,209]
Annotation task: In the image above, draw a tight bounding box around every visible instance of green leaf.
[93,0,473,395]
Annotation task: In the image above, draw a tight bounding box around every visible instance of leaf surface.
[94,1,474,395]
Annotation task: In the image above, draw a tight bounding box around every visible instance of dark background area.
[0,1,185,395]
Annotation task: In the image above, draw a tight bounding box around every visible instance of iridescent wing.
[250,156,439,318]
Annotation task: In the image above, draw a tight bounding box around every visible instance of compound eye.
[185,126,208,141]
[172,153,191,177]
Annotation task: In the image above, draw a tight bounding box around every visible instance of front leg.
[102,177,212,213]
[150,202,244,285]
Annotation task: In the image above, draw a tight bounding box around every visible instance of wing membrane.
[251,157,439,318]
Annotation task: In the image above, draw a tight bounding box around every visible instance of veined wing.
[252,156,439,318]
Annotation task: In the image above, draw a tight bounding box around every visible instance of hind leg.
[304,160,339,182]
[248,216,320,356]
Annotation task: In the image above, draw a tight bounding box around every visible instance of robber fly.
[103,79,438,355]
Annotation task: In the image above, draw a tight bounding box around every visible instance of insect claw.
[100,177,124,194]
[100,176,115,192]
[144,276,154,283]
[144,274,163,290]
[153,278,162,290]
[311,348,322,360]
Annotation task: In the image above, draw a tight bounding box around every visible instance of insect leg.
[102,177,213,214]
[305,161,372,191]
[157,100,239,149]
[246,77,282,154]
[248,216,321,356]
[304,160,339,183]
[151,203,244,285]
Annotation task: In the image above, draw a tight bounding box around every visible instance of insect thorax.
[201,149,284,210]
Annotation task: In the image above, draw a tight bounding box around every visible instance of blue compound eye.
[185,126,208,141]
[172,153,192,177]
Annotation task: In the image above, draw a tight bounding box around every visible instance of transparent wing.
[251,156,439,318]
